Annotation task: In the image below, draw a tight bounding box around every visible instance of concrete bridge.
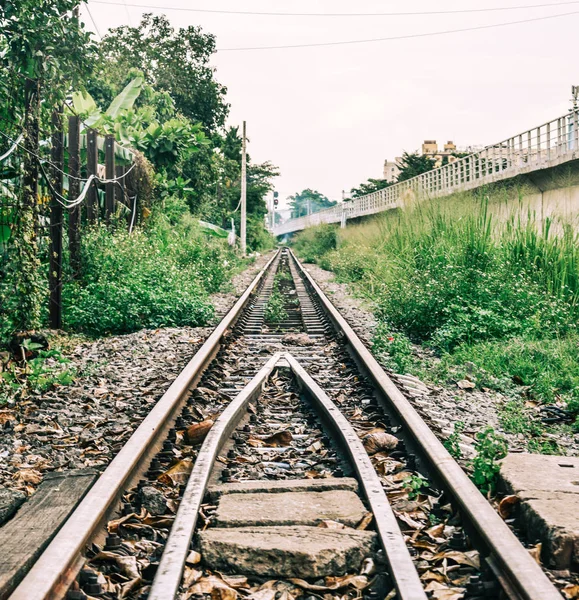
[273,110,579,236]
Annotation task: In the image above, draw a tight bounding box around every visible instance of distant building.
[383,140,478,184]
[422,140,460,167]
[383,158,401,183]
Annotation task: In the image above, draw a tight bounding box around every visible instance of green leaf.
[72,89,98,115]
[0,224,11,244]
[106,77,144,120]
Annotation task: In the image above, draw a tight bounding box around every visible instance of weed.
[470,427,508,494]
[443,421,465,460]
[292,224,337,263]
[373,323,414,374]
[265,284,287,323]
[292,191,579,455]
[0,345,76,405]
[403,473,429,500]
[62,215,237,336]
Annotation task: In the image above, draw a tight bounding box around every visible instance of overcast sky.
[82,0,579,207]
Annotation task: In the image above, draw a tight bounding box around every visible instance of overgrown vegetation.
[0,4,278,350]
[293,185,579,446]
[1,342,76,406]
[265,273,289,324]
[470,427,508,494]
[62,215,236,336]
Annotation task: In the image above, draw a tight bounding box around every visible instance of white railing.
[273,110,579,236]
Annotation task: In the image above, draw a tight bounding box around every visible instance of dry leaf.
[289,575,368,591]
[425,523,445,542]
[185,420,214,445]
[562,584,579,599]
[498,495,519,519]
[13,468,42,485]
[158,458,193,485]
[263,431,293,447]
[433,550,480,569]
[528,543,542,565]
[425,581,466,600]
[115,555,140,579]
[356,512,374,530]
[0,411,16,425]
[219,575,248,588]
[363,432,399,455]
[188,575,238,600]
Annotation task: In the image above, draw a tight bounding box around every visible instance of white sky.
[83,0,579,208]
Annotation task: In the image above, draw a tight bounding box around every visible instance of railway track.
[5,249,562,600]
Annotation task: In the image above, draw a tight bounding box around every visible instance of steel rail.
[288,249,562,600]
[149,351,426,600]
[285,353,427,600]
[9,251,280,600]
[149,353,282,600]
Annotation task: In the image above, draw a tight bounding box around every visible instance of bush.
[62,216,237,336]
[292,224,337,263]
[292,191,579,411]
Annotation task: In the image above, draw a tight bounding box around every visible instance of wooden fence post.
[68,115,81,278]
[105,135,115,222]
[86,128,98,222]
[49,109,64,329]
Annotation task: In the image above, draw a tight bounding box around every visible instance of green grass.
[292,185,579,438]
[62,214,239,336]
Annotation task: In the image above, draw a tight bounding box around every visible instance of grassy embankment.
[292,182,579,457]
[0,213,252,405]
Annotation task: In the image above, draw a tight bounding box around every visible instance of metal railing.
[273,110,579,236]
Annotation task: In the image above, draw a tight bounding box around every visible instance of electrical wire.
[0,129,137,184]
[0,133,24,162]
[84,3,103,40]
[91,0,579,17]
[217,10,579,50]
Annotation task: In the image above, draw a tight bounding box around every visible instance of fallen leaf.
[185,420,214,445]
[13,468,42,485]
[363,432,399,455]
[263,431,293,447]
[188,575,238,600]
[528,543,542,565]
[425,581,466,600]
[498,495,519,519]
[356,512,374,530]
[158,458,193,485]
[562,584,579,599]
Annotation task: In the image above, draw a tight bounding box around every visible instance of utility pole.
[240,121,247,256]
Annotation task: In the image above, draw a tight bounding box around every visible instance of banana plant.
[72,77,144,130]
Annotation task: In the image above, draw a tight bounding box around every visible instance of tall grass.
[293,191,579,417]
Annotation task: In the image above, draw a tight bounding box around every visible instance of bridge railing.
[273,110,579,236]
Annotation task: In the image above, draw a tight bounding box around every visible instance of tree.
[288,189,336,218]
[0,1,95,337]
[96,14,229,133]
[396,152,436,182]
[350,178,391,198]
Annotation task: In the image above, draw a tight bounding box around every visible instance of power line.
[217,10,579,50]
[84,3,103,40]
[91,0,579,17]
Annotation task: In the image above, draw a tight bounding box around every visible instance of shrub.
[62,216,237,336]
[292,224,337,263]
